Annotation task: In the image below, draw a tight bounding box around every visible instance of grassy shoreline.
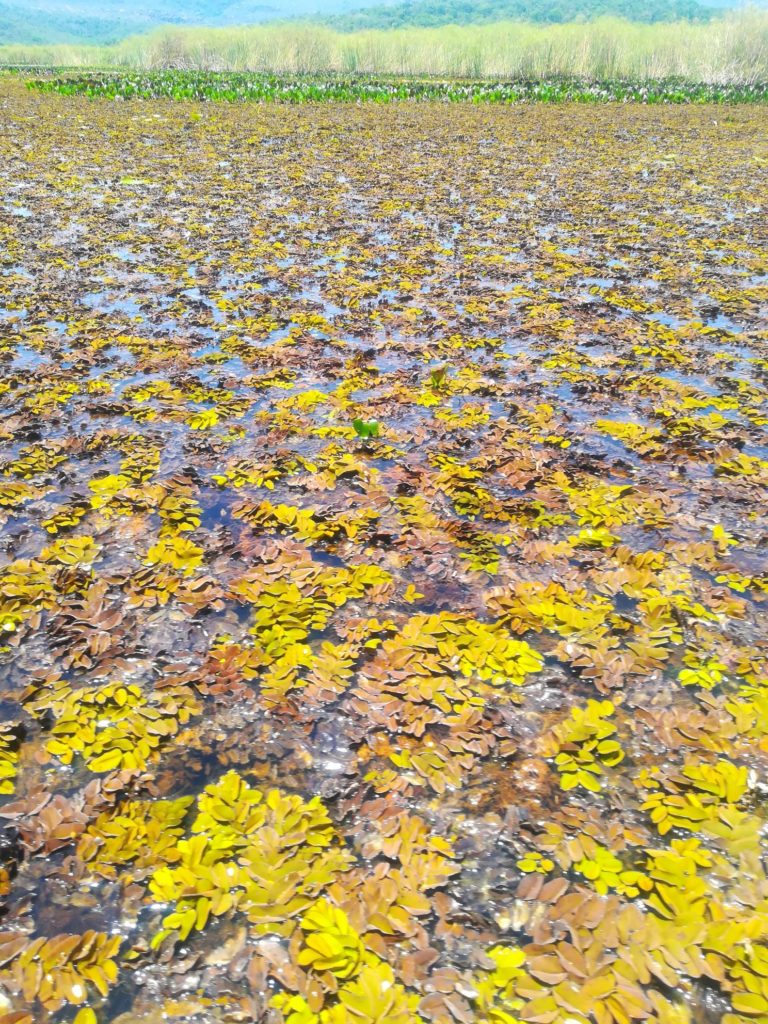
[1,11,767,82]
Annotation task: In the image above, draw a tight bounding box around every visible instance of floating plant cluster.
[0,82,766,1024]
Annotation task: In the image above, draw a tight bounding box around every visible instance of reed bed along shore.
[1,11,767,82]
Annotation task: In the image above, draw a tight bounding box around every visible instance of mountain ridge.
[0,0,752,46]
[320,0,728,31]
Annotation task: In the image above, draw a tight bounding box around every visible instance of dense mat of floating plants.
[25,71,768,104]
[0,80,767,1024]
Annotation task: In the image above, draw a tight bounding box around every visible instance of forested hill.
[0,0,750,46]
[0,0,382,47]
[321,0,725,31]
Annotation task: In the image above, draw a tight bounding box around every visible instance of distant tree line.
[0,3,144,45]
[321,0,722,31]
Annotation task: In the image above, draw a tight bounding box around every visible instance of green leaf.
[352,418,379,438]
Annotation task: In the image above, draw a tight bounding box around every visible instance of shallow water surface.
[0,85,767,1024]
